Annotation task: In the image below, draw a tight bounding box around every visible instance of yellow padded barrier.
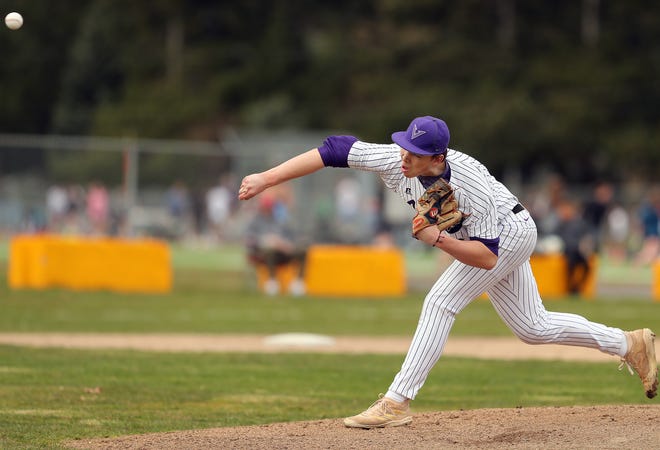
[529,253,597,299]
[653,261,660,302]
[304,245,406,297]
[8,235,172,293]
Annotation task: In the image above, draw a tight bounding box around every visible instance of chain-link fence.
[1,132,656,260]
[0,131,409,246]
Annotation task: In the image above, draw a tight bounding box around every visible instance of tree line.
[1,0,658,185]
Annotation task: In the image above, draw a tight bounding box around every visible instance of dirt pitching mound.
[66,404,660,450]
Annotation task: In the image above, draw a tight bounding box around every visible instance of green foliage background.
[1,0,659,182]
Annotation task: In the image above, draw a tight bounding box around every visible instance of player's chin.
[401,167,415,178]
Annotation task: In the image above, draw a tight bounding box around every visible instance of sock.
[385,390,408,403]
[618,332,629,357]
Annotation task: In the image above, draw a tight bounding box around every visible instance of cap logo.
[411,123,426,140]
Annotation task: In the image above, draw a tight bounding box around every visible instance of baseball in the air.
[5,12,23,30]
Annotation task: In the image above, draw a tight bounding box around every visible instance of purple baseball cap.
[391,116,450,156]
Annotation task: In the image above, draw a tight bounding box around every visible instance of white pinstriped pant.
[389,208,626,400]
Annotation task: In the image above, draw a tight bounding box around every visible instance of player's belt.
[512,203,525,214]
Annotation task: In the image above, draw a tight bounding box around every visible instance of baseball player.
[238,115,658,429]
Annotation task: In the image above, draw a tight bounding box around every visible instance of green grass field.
[0,241,658,449]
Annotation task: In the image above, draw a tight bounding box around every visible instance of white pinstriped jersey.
[346,141,520,243]
[318,137,628,402]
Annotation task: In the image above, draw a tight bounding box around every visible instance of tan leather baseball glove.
[412,178,463,238]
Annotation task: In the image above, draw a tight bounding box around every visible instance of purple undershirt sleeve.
[470,237,499,256]
[317,135,358,168]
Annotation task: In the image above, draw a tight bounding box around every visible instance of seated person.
[245,193,307,296]
[556,199,593,296]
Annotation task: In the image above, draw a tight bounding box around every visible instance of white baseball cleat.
[620,328,658,399]
[343,394,412,429]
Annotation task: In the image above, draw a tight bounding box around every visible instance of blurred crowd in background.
[4,171,660,271]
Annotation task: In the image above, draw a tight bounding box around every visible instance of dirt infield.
[66,404,660,450]
[1,333,658,449]
[0,332,643,362]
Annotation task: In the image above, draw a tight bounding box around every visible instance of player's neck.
[422,160,446,177]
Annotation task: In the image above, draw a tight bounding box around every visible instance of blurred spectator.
[335,176,364,243]
[166,180,190,218]
[206,175,234,243]
[372,221,396,248]
[529,174,566,236]
[46,184,68,232]
[605,203,631,262]
[86,181,109,236]
[63,184,85,234]
[271,183,295,225]
[245,193,307,296]
[166,180,191,238]
[633,186,660,266]
[556,199,593,296]
[21,206,46,232]
[190,187,206,239]
[582,182,614,254]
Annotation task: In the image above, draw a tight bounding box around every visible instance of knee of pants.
[514,332,544,345]
[509,326,554,345]
[421,294,464,321]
